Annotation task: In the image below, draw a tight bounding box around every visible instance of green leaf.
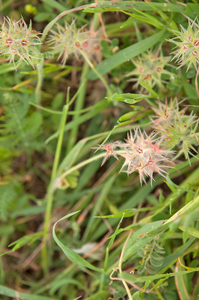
[128,9,164,29]
[52,211,103,273]
[118,112,138,122]
[184,82,198,100]
[106,93,145,104]
[0,232,44,257]
[166,174,195,194]
[184,3,199,19]
[139,81,158,97]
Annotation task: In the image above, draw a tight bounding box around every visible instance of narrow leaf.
[52,211,103,273]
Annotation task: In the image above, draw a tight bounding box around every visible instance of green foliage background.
[0,1,199,300]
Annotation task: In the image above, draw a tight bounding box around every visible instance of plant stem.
[79,49,112,96]
[67,62,89,153]
[59,152,106,181]
[35,59,44,104]
[42,92,69,275]
[51,104,69,180]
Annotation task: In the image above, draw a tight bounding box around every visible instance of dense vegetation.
[0,1,199,300]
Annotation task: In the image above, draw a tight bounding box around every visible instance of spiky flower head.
[168,18,199,70]
[151,98,181,129]
[0,17,41,69]
[49,21,102,65]
[151,100,199,163]
[126,49,171,89]
[97,129,173,185]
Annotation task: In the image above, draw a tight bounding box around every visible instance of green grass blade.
[58,138,88,173]
[0,285,57,300]
[123,221,163,260]
[87,29,167,80]
[45,99,111,144]
[192,277,199,300]
[75,159,101,192]
[158,237,195,272]
[82,176,116,243]
[91,178,161,242]
[119,268,199,284]
[83,290,109,300]
[100,215,124,290]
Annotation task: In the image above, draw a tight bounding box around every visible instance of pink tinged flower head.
[151,99,199,163]
[151,99,179,129]
[49,21,103,65]
[95,129,173,185]
[125,49,171,89]
[95,143,119,166]
[97,129,173,185]
[119,151,136,174]
[142,158,170,185]
[0,17,41,69]
[138,167,147,185]
[168,18,199,70]
[80,23,103,63]
[147,134,174,159]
